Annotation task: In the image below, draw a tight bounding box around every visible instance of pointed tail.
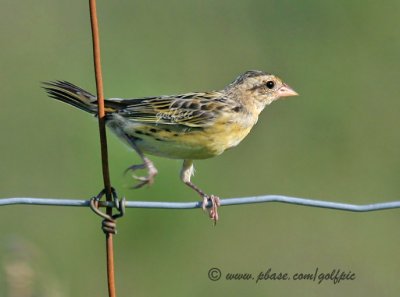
[43,81,99,114]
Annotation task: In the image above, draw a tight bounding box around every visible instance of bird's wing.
[105,92,235,128]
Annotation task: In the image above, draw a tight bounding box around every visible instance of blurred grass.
[1,0,400,296]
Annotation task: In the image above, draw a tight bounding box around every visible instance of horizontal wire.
[1,196,400,212]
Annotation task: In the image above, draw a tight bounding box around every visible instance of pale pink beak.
[278,83,298,97]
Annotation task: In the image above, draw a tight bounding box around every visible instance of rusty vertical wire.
[88,1,117,297]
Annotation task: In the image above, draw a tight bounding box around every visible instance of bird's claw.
[124,163,146,174]
[125,161,158,189]
[202,194,221,224]
[130,174,155,189]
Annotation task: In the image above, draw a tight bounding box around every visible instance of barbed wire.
[1,196,399,212]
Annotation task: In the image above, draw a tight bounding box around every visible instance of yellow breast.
[109,113,257,160]
[142,120,254,159]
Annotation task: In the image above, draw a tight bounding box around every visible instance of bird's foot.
[202,194,221,224]
[124,158,158,189]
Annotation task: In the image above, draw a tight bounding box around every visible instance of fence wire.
[1,196,400,212]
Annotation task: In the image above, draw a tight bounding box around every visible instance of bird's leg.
[180,159,220,223]
[124,140,158,189]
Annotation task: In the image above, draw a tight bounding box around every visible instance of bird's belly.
[107,115,253,160]
[135,136,217,159]
[136,124,252,159]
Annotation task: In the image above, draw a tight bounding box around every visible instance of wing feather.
[105,92,233,128]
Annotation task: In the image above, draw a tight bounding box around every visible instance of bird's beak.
[278,83,298,97]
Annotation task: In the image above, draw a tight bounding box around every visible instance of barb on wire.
[1,195,400,212]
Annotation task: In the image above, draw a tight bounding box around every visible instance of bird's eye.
[266,81,275,89]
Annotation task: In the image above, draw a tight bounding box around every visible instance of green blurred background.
[1,0,400,296]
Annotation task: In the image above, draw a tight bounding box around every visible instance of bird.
[43,70,298,223]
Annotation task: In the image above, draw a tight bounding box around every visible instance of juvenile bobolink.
[43,70,297,222]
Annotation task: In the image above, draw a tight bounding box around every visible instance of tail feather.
[42,81,99,114]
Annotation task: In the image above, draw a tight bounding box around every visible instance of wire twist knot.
[90,188,125,234]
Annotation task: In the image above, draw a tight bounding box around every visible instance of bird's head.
[226,70,298,112]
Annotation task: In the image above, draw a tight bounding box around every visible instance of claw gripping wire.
[90,188,125,234]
